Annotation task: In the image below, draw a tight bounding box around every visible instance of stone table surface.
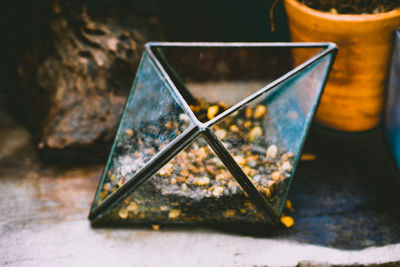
[1,94,400,267]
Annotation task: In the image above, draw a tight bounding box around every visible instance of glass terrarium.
[89,42,337,226]
[386,29,400,171]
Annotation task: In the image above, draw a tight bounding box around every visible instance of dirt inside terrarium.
[299,0,400,14]
[95,100,294,224]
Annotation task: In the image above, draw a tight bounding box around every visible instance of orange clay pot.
[284,0,400,131]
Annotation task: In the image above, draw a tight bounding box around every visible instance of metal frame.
[89,42,337,224]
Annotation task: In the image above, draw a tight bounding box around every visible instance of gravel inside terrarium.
[97,100,294,222]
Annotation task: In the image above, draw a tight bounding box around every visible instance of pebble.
[253,175,262,183]
[151,224,161,230]
[266,144,278,159]
[207,105,219,120]
[246,159,257,168]
[181,183,188,192]
[118,208,129,219]
[179,113,191,123]
[168,209,181,219]
[160,205,169,211]
[280,215,294,228]
[271,171,281,180]
[223,209,236,217]
[245,107,253,119]
[212,186,224,197]
[281,161,293,172]
[231,185,238,194]
[229,124,239,133]
[194,177,210,186]
[253,105,267,119]
[127,202,138,212]
[125,129,134,137]
[285,199,293,212]
[215,129,227,140]
[249,126,263,142]
[265,188,271,198]
[234,156,246,166]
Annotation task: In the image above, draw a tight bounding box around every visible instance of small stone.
[229,124,239,133]
[223,209,236,217]
[170,178,177,185]
[231,185,238,194]
[234,156,246,166]
[244,121,252,129]
[218,101,228,110]
[271,171,281,180]
[265,188,271,198]
[118,209,129,219]
[329,7,338,14]
[179,113,190,122]
[206,165,218,176]
[249,126,263,142]
[266,144,278,159]
[281,161,293,172]
[160,205,169,211]
[253,105,267,119]
[280,216,294,228]
[165,121,173,129]
[194,177,210,186]
[245,107,253,119]
[151,224,161,230]
[180,169,190,177]
[212,186,224,197]
[125,129,134,137]
[253,175,261,183]
[285,199,293,212]
[103,183,110,191]
[242,166,253,176]
[190,104,200,113]
[207,105,219,120]
[117,179,124,188]
[168,209,181,219]
[216,172,228,181]
[215,129,227,140]
[197,147,207,160]
[246,159,257,168]
[127,202,138,212]
[181,183,188,192]
[300,153,317,161]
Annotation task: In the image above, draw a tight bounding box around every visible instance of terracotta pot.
[284,0,400,131]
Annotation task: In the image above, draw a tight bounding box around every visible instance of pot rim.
[284,0,400,22]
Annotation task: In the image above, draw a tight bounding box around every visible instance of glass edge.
[89,53,149,215]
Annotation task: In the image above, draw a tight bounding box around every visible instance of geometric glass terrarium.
[89,42,337,226]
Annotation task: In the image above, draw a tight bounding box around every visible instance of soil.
[298,0,400,14]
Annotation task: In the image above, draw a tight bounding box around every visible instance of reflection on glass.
[93,53,193,208]
[211,55,331,213]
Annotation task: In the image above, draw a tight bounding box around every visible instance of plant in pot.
[284,0,400,131]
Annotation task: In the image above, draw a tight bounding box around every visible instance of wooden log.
[17,4,163,162]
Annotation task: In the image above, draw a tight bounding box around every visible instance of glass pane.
[386,29,400,169]
[92,53,194,209]
[99,136,269,224]
[153,46,323,121]
[210,54,332,214]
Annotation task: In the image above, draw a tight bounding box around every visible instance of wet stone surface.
[95,101,295,224]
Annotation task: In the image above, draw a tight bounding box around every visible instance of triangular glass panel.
[209,55,332,216]
[95,136,268,225]
[91,53,196,211]
[89,42,337,225]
